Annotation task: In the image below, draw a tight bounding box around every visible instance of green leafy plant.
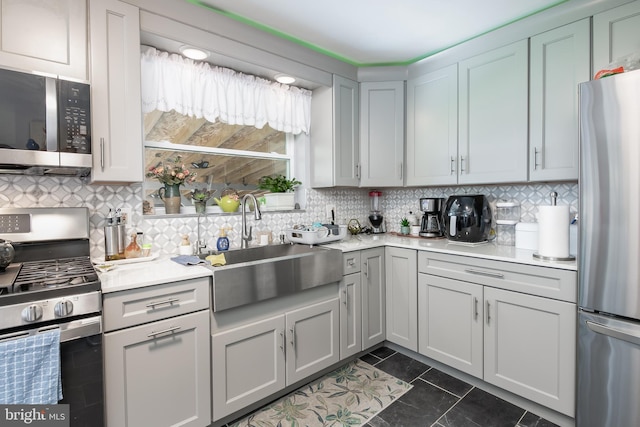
[400,217,410,227]
[189,188,215,202]
[258,174,302,193]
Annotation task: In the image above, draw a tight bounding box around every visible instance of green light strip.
[186,0,569,67]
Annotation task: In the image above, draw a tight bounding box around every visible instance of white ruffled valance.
[141,47,312,135]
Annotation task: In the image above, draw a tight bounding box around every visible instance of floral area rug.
[230,358,412,427]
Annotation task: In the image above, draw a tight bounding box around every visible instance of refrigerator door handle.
[586,320,640,346]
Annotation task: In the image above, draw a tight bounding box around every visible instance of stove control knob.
[22,304,43,322]
[54,300,74,317]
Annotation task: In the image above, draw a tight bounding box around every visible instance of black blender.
[368,190,385,234]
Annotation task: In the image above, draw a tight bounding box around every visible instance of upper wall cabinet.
[0,0,87,80]
[529,19,590,182]
[311,75,359,187]
[89,0,143,183]
[359,81,405,187]
[593,1,640,74]
[406,64,458,186]
[458,40,529,185]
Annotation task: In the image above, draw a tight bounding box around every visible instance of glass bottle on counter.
[124,232,142,258]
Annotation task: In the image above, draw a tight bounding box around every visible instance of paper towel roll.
[537,205,570,257]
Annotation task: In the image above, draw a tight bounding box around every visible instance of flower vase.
[158,184,181,214]
[194,200,207,214]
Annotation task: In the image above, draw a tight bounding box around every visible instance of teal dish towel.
[0,328,62,404]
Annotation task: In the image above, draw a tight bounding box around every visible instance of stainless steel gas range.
[0,207,103,426]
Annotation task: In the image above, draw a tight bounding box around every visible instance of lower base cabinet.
[104,310,211,427]
[212,298,340,421]
[339,272,362,359]
[417,252,577,417]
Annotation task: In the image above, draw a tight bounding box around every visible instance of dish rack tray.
[285,226,347,245]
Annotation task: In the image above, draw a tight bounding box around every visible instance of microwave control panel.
[58,80,91,154]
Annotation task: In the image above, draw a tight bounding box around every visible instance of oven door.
[0,315,103,427]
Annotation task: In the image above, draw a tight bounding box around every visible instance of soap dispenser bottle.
[216,227,230,251]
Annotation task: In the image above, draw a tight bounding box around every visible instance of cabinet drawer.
[343,251,361,275]
[103,277,210,332]
[418,251,576,302]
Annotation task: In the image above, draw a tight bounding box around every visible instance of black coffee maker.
[419,198,444,238]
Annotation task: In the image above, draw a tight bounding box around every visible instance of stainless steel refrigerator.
[578,69,640,426]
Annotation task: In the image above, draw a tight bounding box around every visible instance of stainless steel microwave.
[0,67,91,177]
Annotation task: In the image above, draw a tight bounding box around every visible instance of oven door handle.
[0,316,102,344]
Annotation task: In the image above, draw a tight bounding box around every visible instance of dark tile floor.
[362,347,559,427]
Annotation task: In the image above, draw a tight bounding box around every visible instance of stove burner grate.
[13,257,97,289]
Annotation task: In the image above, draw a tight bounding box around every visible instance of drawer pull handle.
[347,259,355,267]
[465,268,504,279]
[474,297,478,320]
[279,331,285,353]
[363,262,368,278]
[343,289,348,306]
[147,326,181,338]
[146,298,180,308]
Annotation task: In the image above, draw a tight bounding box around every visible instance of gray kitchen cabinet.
[359,81,405,187]
[417,251,576,417]
[89,0,143,183]
[385,247,417,351]
[529,19,590,182]
[211,297,340,421]
[406,64,458,186]
[361,247,386,349]
[484,286,576,417]
[311,75,359,187]
[211,315,286,420]
[0,0,87,80]
[285,298,340,384]
[103,278,212,427]
[418,273,483,378]
[593,1,640,74]
[458,40,528,185]
[339,271,362,359]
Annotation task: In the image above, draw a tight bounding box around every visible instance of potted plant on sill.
[258,174,301,211]
[189,188,216,214]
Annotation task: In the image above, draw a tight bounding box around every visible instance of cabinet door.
[406,64,458,186]
[484,287,576,417]
[361,247,386,349]
[211,315,286,421]
[89,0,143,183]
[286,298,340,384]
[359,81,404,187]
[340,272,362,359]
[418,274,483,378]
[104,310,211,427]
[385,247,417,351]
[458,40,528,184]
[0,0,86,80]
[312,75,359,187]
[334,75,360,186]
[529,19,590,182]
[593,1,640,73]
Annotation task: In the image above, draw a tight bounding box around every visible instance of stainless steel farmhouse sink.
[200,244,343,311]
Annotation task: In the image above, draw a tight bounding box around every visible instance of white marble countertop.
[323,234,577,271]
[97,235,576,294]
[99,256,212,294]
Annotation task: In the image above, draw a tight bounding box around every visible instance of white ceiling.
[197,0,567,66]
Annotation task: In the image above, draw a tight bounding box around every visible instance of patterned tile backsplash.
[0,175,577,259]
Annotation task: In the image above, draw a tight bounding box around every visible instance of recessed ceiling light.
[179,45,209,60]
[275,74,296,84]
